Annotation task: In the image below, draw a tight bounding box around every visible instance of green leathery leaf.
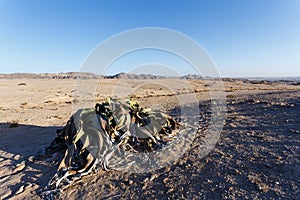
[116,113,130,131]
[81,133,90,150]
[134,123,156,142]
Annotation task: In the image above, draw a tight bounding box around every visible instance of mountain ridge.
[0,72,203,80]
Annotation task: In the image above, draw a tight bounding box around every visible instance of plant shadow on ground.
[0,123,60,199]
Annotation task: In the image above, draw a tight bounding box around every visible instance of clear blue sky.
[0,0,299,77]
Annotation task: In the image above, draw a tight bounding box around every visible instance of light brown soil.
[0,78,299,199]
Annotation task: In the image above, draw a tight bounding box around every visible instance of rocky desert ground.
[0,74,299,199]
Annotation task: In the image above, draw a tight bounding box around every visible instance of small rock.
[9,122,18,128]
[25,183,33,189]
[149,174,159,182]
[108,184,114,190]
[15,185,24,195]
[163,178,169,184]
[276,156,283,161]
[20,102,28,106]
[246,99,260,104]
[13,162,26,173]
[280,102,295,108]
[120,182,126,189]
[44,100,53,103]
[290,129,300,134]
[167,188,174,193]
[53,115,62,119]
[14,155,21,160]
[28,156,35,162]
[258,184,269,192]
[0,106,8,111]
[142,184,147,190]
[0,175,10,183]
[229,123,237,128]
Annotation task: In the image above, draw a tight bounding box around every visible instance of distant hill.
[180,74,203,79]
[0,72,103,79]
[0,72,199,80]
[105,72,166,79]
[0,72,202,80]
[0,72,298,85]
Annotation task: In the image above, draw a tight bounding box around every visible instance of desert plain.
[0,74,299,199]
